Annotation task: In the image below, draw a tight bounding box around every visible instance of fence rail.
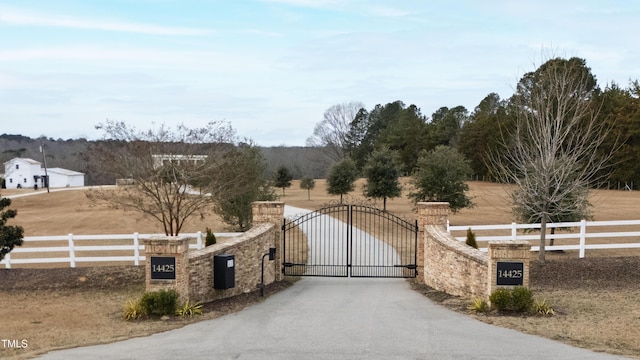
[448,219,640,258]
[0,232,243,269]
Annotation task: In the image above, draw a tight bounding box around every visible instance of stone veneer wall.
[422,225,489,298]
[187,223,277,303]
[144,201,284,303]
[417,202,531,299]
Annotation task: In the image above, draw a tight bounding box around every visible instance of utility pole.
[40,143,50,193]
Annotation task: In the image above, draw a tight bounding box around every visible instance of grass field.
[1,180,640,358]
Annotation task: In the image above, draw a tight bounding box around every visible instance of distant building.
[151,154,208,168]
[2,158,85,189]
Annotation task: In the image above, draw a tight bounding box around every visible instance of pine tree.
[0,197,24,261]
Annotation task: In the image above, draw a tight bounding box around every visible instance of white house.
[2,158,85,189]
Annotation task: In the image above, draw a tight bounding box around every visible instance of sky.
[0,1,639,146]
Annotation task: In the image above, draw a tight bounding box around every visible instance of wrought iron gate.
[282,204,418,278]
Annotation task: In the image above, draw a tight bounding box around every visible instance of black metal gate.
[282,204,418,278]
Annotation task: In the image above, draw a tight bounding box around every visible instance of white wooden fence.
[448,220,640,258]
[0,232,242,269]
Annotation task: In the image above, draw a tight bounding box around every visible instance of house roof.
[3,158,41,166]
[46,167,85,176]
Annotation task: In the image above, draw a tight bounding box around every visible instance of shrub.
[467,297,489,313]
[534,299,555,316]
[489,288,513,311]
[140,289,179,317]
[123,298,146,320]
[176,299,203,318]
[465,228,478,249]
[489,286,534,312]
[205,227,217,246]
[511,286,534,312]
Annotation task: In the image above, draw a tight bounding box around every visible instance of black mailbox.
[214,254,235,289]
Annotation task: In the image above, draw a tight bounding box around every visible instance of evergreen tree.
[0,197,24,261]
[212,144,278,231]
[326,158,358,203]
[274,165,293,196]
[362,148,402,211]
[409,145,473,212]
[300,177,315,200]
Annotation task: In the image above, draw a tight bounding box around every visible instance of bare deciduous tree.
[86,120,238,236]
[306,101,365,162]
[489,56,616,261]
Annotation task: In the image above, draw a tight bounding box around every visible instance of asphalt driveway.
[39,276,626,359]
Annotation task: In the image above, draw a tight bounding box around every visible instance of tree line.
[307,55,637,260]
[308,64,640,189]
[0,134,333,186]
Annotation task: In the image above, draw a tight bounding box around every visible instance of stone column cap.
[488,241,531,247]
[416,201,450,206]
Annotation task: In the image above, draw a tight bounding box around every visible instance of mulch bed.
[0,265,293,316]
[1,256,637,298]
[530,256,640,290]
[0,266,145,292]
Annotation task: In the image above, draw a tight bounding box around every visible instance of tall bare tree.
[306,101,365,162]
[86,120,238,236]
[489,56,616,261]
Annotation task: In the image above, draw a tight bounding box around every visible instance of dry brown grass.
[1,181,640,358]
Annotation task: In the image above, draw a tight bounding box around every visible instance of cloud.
[0,6,213,36]
[367,5,412,18]
[258,0,344,9]
[0,46,272,74]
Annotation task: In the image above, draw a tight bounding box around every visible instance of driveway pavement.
[39,276,626,359]
[37,205,629,359]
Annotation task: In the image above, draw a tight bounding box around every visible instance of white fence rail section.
[448,220,640,258]
[0,232,243,269]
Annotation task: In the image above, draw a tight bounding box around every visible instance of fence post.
[579,220,587,258]
[4,252,11,269]
[133,232,140,266]
[196,231,203,250]
[511,222,517,241]
[68,233,76,268]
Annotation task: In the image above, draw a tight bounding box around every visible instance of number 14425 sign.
[496,261,524,286]
[151,256,176,280]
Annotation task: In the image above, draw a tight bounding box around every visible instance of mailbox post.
[259,247,276,296]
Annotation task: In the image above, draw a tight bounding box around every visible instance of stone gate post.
[416,202,450,284]
[488,241,531,295]
[143,236,191,301]
[251,201,285,281]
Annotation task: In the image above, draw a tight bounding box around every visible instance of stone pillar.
[252,201,285,281]
[416,202,450,284]
[144,236,191,301]
[487,241,531,296]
